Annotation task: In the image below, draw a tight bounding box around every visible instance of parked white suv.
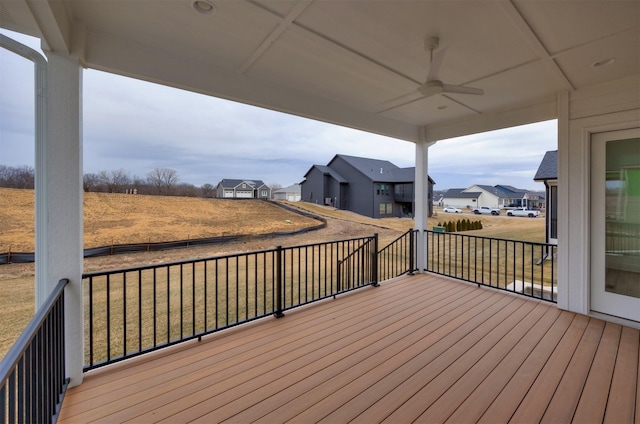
[507,208,540,218]
[472,206,500,215]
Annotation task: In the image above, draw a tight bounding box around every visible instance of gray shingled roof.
[473,184,514,198]
[333,154,399,183]
[218,179,268,189]
[391,167,436,184]
[334,155,435,184]
[497,185,523,194]
[444,188,481,199]
[274,184,301,194]
[534,150,558,181]
[304,165,348,183]
[303,154,434,185]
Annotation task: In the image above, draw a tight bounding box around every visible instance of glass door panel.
[591,129,640,322]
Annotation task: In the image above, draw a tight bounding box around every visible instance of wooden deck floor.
[59,273,640,423]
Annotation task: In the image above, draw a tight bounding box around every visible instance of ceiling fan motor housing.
[419,80,444,96]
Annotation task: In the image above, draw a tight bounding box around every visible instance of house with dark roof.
[300,154,434,218]
[443,184,543,210]
[534,150,558,244]
[215,179,271,199]
[495,185,545,209]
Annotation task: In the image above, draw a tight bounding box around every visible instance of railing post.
[336,245,341,296]
[408,230,415,275]
[274,245,285,318]
[372,233,379,287]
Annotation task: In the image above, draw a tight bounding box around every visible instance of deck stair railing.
[337,233,378,291]
[425,230,557,302]
[0,279,69,424]
[83,236,379,370]
[378,229,417,281]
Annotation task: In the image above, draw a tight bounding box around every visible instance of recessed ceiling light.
[192,0,216,15]
[591,58,615,68]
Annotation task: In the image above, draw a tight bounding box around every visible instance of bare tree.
[174,183,198,197]
[268,182,282,199]
[98,169,132,193]
[83,173,101,192]
[13,165,35,188]
[0,165,35,189]
[0,165,11,186]
[201,183,215,198]
[147,168,179,194]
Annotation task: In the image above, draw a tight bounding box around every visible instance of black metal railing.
[82,228,560,370]
[1,279,69,424]
[425,230,557,302]
[83,236,379,370]
[378,230,417,281]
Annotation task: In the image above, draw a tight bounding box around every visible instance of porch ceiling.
[1,0,638,142]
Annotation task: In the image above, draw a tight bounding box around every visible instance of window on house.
[394,183,413,199]
[379,202,393,215]
[550,184,557,239]
[376,184,389,195]
[261,190,267,197]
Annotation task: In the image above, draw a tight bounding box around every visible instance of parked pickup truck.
[507,207,540,218]
[472,206,500,215]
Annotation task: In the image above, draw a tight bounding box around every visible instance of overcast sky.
[1,29,557,191]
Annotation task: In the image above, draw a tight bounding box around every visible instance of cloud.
[2,29,556,191]
[428,120,557,190]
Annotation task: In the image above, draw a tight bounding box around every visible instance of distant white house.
[273,184,301,202]
[441,188,481,210]
[215,179,271,199]
[443,185,543,210]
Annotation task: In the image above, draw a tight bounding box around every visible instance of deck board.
[300,293,518,424]
[246,289,504,423]
[416,302,556,423]
[443,305,562,423]
[58,273,640,423]
[540,317,606,423]
[475,310,575,423]
[572,322,621,423]
[603,325,639,424]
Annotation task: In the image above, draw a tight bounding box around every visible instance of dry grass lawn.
[0,188,321,252]
[0,188,544,359]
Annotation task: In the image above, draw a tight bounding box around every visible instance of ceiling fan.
[417,37,484,98]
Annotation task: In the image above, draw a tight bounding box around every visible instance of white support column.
[414,140,436,272]
[556,91,569,312]
[36,52,84,386]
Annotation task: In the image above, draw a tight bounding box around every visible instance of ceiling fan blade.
[442,84,484,95]
[426,46,447,82]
